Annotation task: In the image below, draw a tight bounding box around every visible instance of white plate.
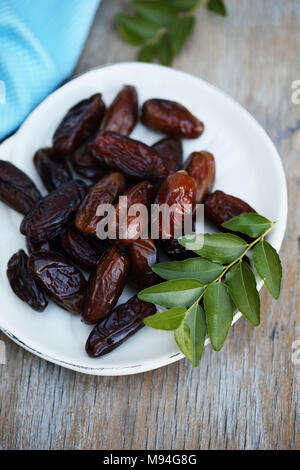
[0,62,287,375]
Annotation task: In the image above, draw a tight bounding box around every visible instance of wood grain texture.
[0,0,299,450]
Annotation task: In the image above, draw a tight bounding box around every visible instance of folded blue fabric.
[0,0,100,141]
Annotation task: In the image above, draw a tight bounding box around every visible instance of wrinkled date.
[152,136,183,175]
[33,147,72,192]
[204,190,256,229]
[83,246,129,324]
[7,249,48,312]
[184,151,215,204]
[92,131,168,181]
[28,251,87,313]
[110,181,155,245]
[0,160,41,214]
[70,142,105,180]
[156,171,197,239]
[26,237,51,255]
[86,295,156,357]
[141,99,204,138]
[21,180,87,243]
[60,228,108,271]
[101,85,138,135]
[75,172,126,235]
[53,94,106,155]
[160,238,198,261]
[128,238,159,289]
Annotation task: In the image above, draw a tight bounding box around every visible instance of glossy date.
[204,190,256,229]
[101,85,138,135]
[92,131,168,181]
[141,99,204,138]
[83,246,129,324]
[33,147,72,192]
[70,142,105,180]
[183,151,215,203]
[152,136,183,175]
[85,295,156,357]
[53,94,106,155]
[20,180,87,242]
[28,251,87,313]
[0,160,41,214]
[128,237,159,289]
[7,249,48,312]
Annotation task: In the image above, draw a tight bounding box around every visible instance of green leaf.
[204,282,234,351]
[252,241,282,300]
[115,14,159,40]
[179,233,248,264]
[206,0,227,16]
[222,213,273,238]
[174,322,193,361]
[144,307,186,330]
[137,44,156,62]
[152,257,223,283]
[225,262,260,326]
[162,0,200,11]
[185,304,207,366]
[157,32,174,66]
[138,278,205,308]
[169,15,195,54]
[132,1,177,26]
[117,24,146,46]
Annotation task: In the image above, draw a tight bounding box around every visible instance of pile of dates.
[1,85,255,358]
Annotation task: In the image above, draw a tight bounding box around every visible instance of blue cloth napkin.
[0,0,100,141]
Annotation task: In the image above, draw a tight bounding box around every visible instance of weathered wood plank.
[0,0,299,450]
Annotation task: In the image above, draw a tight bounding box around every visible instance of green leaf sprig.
[139,213,282,366]
[115,0,227,66]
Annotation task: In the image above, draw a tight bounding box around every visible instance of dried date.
[83,246,129,324]
[0,160,41,214]
[141,99,204,138]
[204,190,256,229]
[28,251,87,313]
[7,250,48,312]
[183,151,215,203]
[92,131,168,181]
[21,180,87,242]
[60,228,108,270]
[128,238,159,289]
[33,147,72,192]
[53,94,106,155]
[101,85,138,135]
[70,142,105,180]
[152,136,183,175]
[26,237,51,255]
[75,172,126,235]
[160,238,198,261]
[86,295,156,357]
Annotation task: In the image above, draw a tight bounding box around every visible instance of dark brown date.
[156,171,197,239]
[160,238,198,261]
[7,250,48,312]
[204,190,256,229]
[60,228,108,270]
[28,251,87,313]
[128,238,159,289]
[92,131,168,181]
[183,151,215,203]
[0,160,41,214]
[53,94,106,155]
[86,295,156,357]
[70,142,105,180]
[20,180,87,243]
[26,237,51,255]
[141,99,204,139]
[33,147,72,192]
[111,181,155,245]
[152,136,183,175]
[75,172,126,235]
[83,246,129,324]
[101,85,138,135]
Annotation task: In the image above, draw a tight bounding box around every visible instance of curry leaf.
[252,241,282,299]
[132,1,177,26]
[174,322,193,361]
[206,0,227,16]
[138,278,205,308]
[157,32,174,65]
[169,15,195,54]
[115,14,159,40]
[144,307,186,330]
[222,213,273,238]
[185,304,207,366]
[152,257,223,283]
[137,44,156,62]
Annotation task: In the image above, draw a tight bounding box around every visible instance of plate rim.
[0,62,288,376]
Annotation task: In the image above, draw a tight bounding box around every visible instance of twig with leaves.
[115,0,227,66]
[138,213,283,367]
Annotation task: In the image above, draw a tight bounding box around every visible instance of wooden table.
[0,0,299,450]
